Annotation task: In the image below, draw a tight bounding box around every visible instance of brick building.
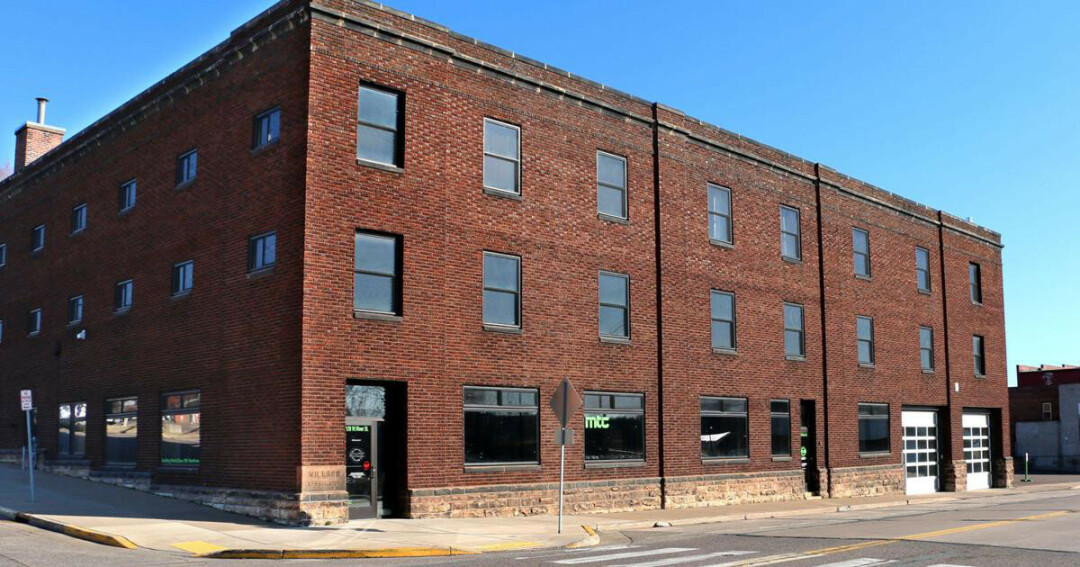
[1010,365,1080,472]
[0,0,1011,524]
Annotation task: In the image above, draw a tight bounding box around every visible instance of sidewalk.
[1,464,1078,559]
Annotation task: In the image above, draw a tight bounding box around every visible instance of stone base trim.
[828,463,905,498]
[408,477,662,519]
[664,469,807,509]
[942,460,967,492]
[993,457,1015,489]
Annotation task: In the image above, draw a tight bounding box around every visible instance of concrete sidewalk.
[1,464,1078,559]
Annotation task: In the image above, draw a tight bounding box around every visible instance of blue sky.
[4,1,1078,384]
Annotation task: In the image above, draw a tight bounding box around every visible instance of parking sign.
[20,390,32,411]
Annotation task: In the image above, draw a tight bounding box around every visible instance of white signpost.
[549,378,582,534]
[20,390,35,503]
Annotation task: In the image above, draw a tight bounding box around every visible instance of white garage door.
[902,410,939,495]
[964,413,992,490]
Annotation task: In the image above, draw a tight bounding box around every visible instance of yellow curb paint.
[15,513,137,550]
[473,541,544,552]
[173,541,228,555]
[200,547,482,559]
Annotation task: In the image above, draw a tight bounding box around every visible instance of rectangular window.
[915,247,931,292]
[597,151,627,219]
[858,403,890,454]
[784,303,805,358]
[701,396,748,459]
[252,107,281,149]
[119,179,137,212]
[463,386,538,465]
[68,295,84,325]
[58,403,87,457]
[0,243,6,266]
[969,262,982,304]
[248,231,277,272]
[31,224,45,252]
[1042,402,1053,421]
[708,184,732,244]
[71,203,87,234]
[357,84,403,167]
[710,290,736,351]
[354,231,401,315]
[853,228,871,277]
[973,335,986,376]
[114,280,133,312]
[919,326,934,371]
[172,261,194,296]
[856,316,875,366]
[483,118,520,194]
[598,272,630,339]
[0,320,4,344]
[483,252,521,328]
[771,400,791,457]
[161,391,201,467]
[28,308,41,336]
[105,397,138,465]
[584,392,645,462]
[176,149,197,185]
[780,206,801,260]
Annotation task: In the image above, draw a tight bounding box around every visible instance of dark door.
[345,420,378,519]
[800,400,819,495]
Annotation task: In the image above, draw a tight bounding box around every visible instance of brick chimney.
[14,98,65,173]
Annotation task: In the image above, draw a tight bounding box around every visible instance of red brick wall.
[14,125,64,172]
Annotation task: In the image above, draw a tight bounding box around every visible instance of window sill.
[357,158,404,174]
[354,310,403,323]
[597,213,629,225]
[918,289,931,296]
[785,355,806,362]
[66,320,82,328]
[483,324,521,334]
[858,451,892,459]
[858,363,876,370]
[27,332,40,339]
[971,301,983,307]
[712,347,738,356]
[170,291,192,302]
[772,456,793,462]
[464,464,541,473]
[99,463,137,471]
[974,373,987,379]
[922,369,936,375]
[52,457,90,465]
[118,207,135,218]
[250,139,280,156]
[703,458,750,466]
[599,335,631,345]
[158,465,199,473]
[709,239,734,249]
[855,274,873,281]
[31,249,44,257]
[247,266,275,280]
[483,187,522,201]
[174,180,195,191]
[113,308,131,317]
[781,256,802,265]
[70,228,86,238]
[585,460,645,469]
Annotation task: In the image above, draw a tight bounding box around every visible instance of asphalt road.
[3,487,1080,566]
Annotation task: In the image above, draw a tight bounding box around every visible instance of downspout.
[813,164,832,495]
[936,211,956,483]
[651,103,666,507]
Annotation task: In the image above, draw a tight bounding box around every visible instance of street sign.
[554,428,574,445]
[19,390,34,503]
[20,390,32,411]
[549,378,582,428]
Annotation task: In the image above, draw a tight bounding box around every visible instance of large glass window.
[58,402,87,457]
[780,206,801,260]
[119,179,137,212]
[464,387,538,465]
[161,391,200,467]
[252,107,281,149]
[248,231,277,272]
[771,400,791,457]
[354,232,401,315]
[858,403,890,454]
[176,149,197,185]
[483,119,520,194]
[784,303,805,358]
[105,397,138,465]
[853,227,871,277]
[599,272,630,339]
[597,151,627,219]
[584,392,645,461]
[710,290,736,351]
[701,397,748,459]
[856,316,875,366]
[114,279,133,312]
[915,247,931,292]
[483,252,521,328]
[708,184,732,244]
[71,203,87,234]
[357,85,403,166]
[920,326,935,371]
[973,335,986,376]
[969,262,983,304]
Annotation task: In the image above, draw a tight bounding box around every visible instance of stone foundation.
[993,457,1014,489]
[408,477,662,519]
[828,464,904,498]
[664,469,807,508]
[942,460,967,492]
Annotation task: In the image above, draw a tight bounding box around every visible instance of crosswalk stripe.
[516,545,640,560]
[924,565,976,567]
[552,548,697,565]
[813,559,893,567]
[699,552,823,566]
[610,550,756,567]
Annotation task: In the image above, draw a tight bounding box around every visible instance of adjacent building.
[1010,364,1080,472]
[0,0,1011,525]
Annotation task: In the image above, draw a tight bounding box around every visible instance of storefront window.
[701,397,749,459]
[105,397,138,465]
[584,392,645,461]
[858,403,890,454]
[161,392,200,467]
[771,400,791,457]
[464,387,538,465]
[58,403,87,457]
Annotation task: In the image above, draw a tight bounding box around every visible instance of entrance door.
[902,410,939,495]
[800,400,819,495]
[963,413,992,490]
[345,420,379,519]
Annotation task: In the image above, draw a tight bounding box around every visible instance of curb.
[9,511,137,549]
[567,524,600,549]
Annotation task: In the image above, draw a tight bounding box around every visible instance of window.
[853,228,871,277]
[701,397,748,459]
[357,84,403,167]
[1042,402,1054,422]
[584,392,645,461]
[31,224,45,252]
[856,316,875,366]
[105,397,138,465]
[71,203,87,234]
[771,400,791,457]
[119,179,137,212]
[708,184,732,244]
[973,335,986,376]
[0,320,4,344]
[782,302,806,358]
[463,386,538,465]
[172,261,194,296]
[68,295,84,325]
[176,149,197,185]
[58,403,87,457]
[780,206,801,260]
[248,231,277,272]
[598,272,630,339]
[28,308,41,336]
[858,403,890,454]
[915,247,931,292]
[161,391,201,467]
[918,326,934,371]
[252,107,281,149]
[710,290,736,351]
[0,243,6,267]
[354,232,401,315]
[483,252,520,328]
[114,280,133,312]
[597,151,627,219]
[483,119,520,194]
[969,262,982,304]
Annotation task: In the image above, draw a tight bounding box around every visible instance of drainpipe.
[651,103,666,507]
[813,164,832,495]
[937,211,956,485]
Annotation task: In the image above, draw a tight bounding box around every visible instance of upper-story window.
[915,247,931,293]
[710,290,736,352]
[252,107,281,149]
[856,316,875,366]
[599,271,630,339]
[114,280,133,312]
[68,295,84,325]
[919,326,934,372]
[176,149,198,185]
[483,252,521,329]
[119,180,136,212]
[357,84,403,167]
[71,203,87,234]
[483,119,520,195]
[31,225,45,253]
[784,302,805,358]
[354,231,401,316]
[708,184,732,245]
[780,205,801,261]
[172,260,194,296]
[28,308,42,336]
[973,335,986,376]
[0,243,6,267]
[248,231,277,272]
[969,262,983,304]
[597,151,627,220]
[853,227,871,277]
